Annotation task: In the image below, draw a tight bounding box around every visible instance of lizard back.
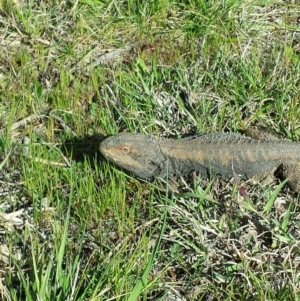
[159,133,300,179]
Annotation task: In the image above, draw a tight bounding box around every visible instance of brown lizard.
[99,132,300,191]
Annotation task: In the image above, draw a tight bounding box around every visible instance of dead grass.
[0,0,300,300]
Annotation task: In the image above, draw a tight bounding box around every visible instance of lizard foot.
[276,163,300,192]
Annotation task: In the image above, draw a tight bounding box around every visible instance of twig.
[49,112,78,137]
[10,114,47,132]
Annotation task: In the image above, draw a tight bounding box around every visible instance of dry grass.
[0,0,300,300]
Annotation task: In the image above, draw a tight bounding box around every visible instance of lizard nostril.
[146,159,156,166]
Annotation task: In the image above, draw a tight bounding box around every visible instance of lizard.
[99,131,300,192]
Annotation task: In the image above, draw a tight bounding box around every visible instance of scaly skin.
[99,132,300,191]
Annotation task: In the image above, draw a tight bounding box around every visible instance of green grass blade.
[0,149,11,171]
[263,178,289,214]
[127,212,166,301]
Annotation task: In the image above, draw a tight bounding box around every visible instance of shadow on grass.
[62,134,110,166]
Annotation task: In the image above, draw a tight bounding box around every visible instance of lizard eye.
[121,146,130,153]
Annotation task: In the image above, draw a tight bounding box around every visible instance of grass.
[0,0,300,300]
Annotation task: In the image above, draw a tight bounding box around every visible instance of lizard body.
[99,132,300,191]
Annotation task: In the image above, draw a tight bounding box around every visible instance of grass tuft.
[0,0,300,300]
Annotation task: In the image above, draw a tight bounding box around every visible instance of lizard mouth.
[99,145,119,162]
[99,145,109,158]
[99,142,109,151]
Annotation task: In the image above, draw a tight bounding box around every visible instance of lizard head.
[99,133,166,180]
